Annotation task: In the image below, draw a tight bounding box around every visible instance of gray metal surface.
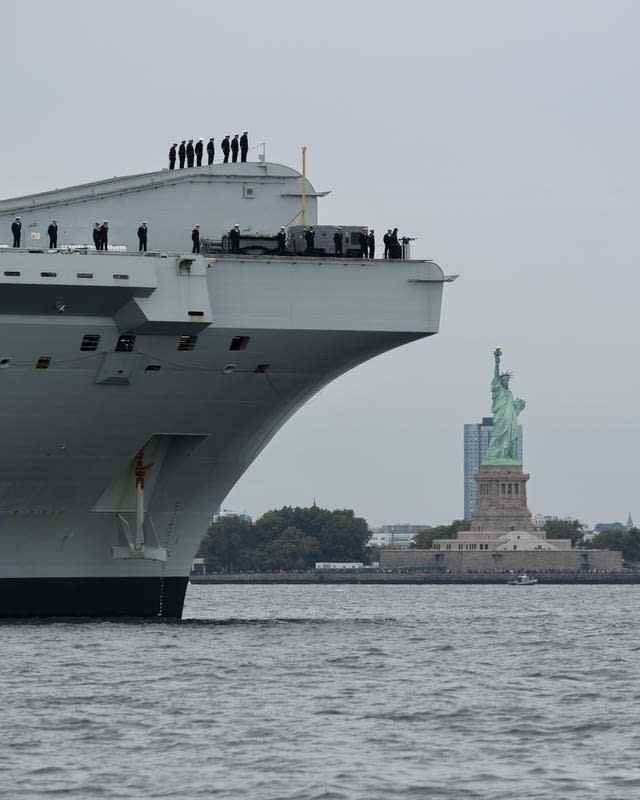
[0,163,320,253]
[0,249,446,581]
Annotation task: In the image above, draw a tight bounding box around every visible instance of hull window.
[177,335,198,351]
[229,335,250,351]
[81,334,101,352]
[115,334,136,353]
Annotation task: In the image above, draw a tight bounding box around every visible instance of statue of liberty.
[484,348,525,465]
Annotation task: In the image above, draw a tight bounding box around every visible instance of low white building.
[369,524,430,549]
[431,529,572,552]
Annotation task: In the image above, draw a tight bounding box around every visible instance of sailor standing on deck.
[221,135,231,163]
[333,228,343,257]
[178,140,186,169]
[304,227,315,254]
[207,137,215,165]
[383,229,391,259]
[240,131,249,162]
[368,229,375,259]
[358,229,368,258]
[186,139,195,168]
[231,134,239,163]
[168,143,177,170]
[92,222,101,250]
[276,226,286,255]
[192,225,200,254]
[11,217,21,248]
[137,222,148,252]
[229,224,241,253]
[48,221,58,249]
[195,138,204,167]
[100,221,109,252]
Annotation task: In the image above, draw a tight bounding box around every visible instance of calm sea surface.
[1,584,640,799]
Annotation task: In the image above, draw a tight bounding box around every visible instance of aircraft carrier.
[0,160,452,617]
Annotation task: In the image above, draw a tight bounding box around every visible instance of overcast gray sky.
[4,0,639,527]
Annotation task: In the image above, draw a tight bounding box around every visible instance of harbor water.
[1,584,639,799]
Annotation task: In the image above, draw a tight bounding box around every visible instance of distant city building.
[213,510,252,523]
[369,524,429,549]
[463,417,523,520]
[533,514,575,530]
[594,521,626,533]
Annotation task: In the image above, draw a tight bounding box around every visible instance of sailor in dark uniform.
[192,225,200,254]
[383,229,391,259]
[169,143,177,170]
[92,222,101,250]
[231,134,239,163]
[100,221,109,252]
[11,217,21,248]
[240,131,249,162]
[358,229,368,258]
[367,229,375,259]
[389,228,400,259]
[48,220,58,249]
[276,226,286,255]
[137,222,148,252]
[333,228,343,257]
[195,138,203,167]
[186,139,195,168]
[221,135,231,163]
[178,141,186,169]
[304,227,315,254]
[229,224,241,253]
[207,138,215,165]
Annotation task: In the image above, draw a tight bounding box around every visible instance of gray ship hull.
[0,210,448,618]
[0,159,446,617]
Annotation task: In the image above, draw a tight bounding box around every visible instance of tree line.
[200,506,372,573]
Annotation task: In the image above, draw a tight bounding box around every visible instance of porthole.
[222,363,237,374]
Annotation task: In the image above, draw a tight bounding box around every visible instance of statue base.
[470,463,535,532]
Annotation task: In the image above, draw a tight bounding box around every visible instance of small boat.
[508,574,538,586]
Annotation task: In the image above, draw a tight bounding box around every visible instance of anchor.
[111,448,168,562]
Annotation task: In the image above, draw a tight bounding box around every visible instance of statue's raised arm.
[493,347,502,378]
[484,347,526,465]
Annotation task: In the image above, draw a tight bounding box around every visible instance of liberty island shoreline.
[190,571,640,585]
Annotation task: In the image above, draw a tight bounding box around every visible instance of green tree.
[544,519,585,546]
[585,527,640,563]
[259,526,320,571]
[201,514,254,573]
[412,519,469,549]
[254,506,371,565]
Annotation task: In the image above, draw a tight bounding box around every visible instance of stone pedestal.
[470,463,534,531]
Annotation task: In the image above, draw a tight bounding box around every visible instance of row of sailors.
[169,133,249,169]
[9,218,145,252]
[303,227,403,259]
[9,217,402,258]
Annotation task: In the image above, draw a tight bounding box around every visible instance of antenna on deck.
[301,145,308,228]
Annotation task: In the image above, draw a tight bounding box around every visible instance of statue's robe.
[486,377,525,461]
